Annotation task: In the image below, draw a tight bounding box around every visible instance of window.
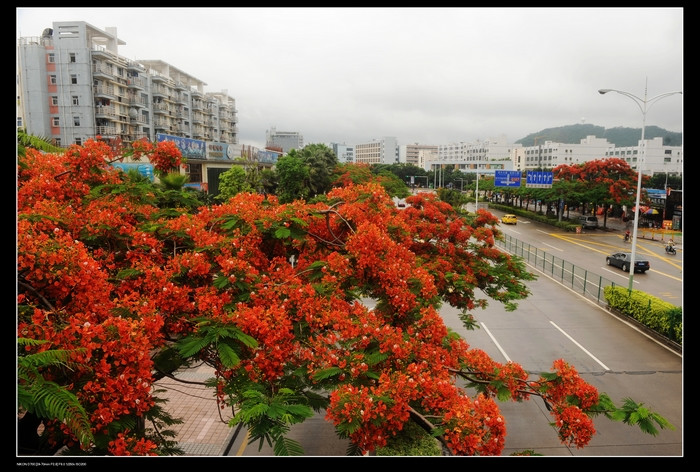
[52,117,60,126]
[47,53,55,63]
[186,163,203,182]
[51,96,58,106]
[55,139,61,147]
[50,75,57,85]
[71,74,78,85]
[69,53,76,63]
[75,138,82,145]
[17,117,23,127]
[72,96,79,106]
[73,116,80,126]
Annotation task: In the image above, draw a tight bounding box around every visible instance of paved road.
[224,266,682,457]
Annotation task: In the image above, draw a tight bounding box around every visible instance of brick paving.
[154,363,237,456]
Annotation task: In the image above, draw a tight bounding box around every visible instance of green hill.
[516,124,682,147]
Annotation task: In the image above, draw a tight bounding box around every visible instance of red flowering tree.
[553,158,645,226]
[17,139,673,456]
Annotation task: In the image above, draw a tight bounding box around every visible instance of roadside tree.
[17,141,674,456]
[553,158,643,227]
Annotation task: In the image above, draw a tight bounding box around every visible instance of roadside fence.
[496,234,619,307]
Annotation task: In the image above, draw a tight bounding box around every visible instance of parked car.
[605,252,650,273]
[579,215,599,229]
[501,214,517,225]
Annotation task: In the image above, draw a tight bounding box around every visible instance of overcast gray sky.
[17,7,683,150]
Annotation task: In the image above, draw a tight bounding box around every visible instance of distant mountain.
[516,124,682,147]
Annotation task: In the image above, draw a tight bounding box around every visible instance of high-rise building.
[266,127,303,153]
[16,21,260,197]
[17,21,239,148]
[354,137,398,165]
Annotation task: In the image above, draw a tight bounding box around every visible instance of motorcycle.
[665,244,676,255]
[624,232,630,242]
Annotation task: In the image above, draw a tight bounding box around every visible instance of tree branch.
[408,406,453,456]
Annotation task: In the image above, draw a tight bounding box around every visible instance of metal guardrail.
[496,234,620,307]
[496,233,682,353]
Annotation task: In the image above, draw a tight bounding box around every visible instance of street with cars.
[225,208,682,457]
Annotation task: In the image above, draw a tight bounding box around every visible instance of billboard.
[156,133,206,159]
[111,162,155,181]
[206,142,237,160]
[257,150,279,165]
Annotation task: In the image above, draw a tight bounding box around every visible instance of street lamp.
[598,80,682,291]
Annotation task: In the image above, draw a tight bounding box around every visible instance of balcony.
[91,48,115,60]
[92,64,113,79]
[94,85,116,99]
[153,102,171,115]
[152,85,168,98]
[127,76,146,89]
[95,105,117,118]
[130,96,148,108]
[95,125,117,136]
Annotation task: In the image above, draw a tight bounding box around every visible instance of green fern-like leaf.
[216,342,241,368]
[274,227,291,239]
[312,366,343,381]
[213,274,230,289]
[273,437,305,456]
[232,329,258,348]
[176,335,211,358]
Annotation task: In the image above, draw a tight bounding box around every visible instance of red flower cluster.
[17,140,613,456]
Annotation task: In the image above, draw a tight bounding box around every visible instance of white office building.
[603,137,682,177]
[354,137,398,165]
[514,135,611,171]
[429,135,518,175]
[266,127,303,153]
[330,142,355,163]
[399,143,438,167]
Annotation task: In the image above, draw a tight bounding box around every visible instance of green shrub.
[375,420,443,456]
[604,286,682,345]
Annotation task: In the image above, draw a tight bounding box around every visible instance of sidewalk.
[153,363,237,456]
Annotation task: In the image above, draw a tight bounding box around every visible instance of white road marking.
[480,322,511,363]
[549,321,610,371]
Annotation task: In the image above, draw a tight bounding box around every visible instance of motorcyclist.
[624,230,630,242]
[665,239,676,254]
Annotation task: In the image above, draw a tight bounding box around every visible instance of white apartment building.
[16,21,264,197]
[354,137,398,165]
[399,143,438,167]
[266,127,303,153]
[330,142,355,163]
[17,21,239,148]
[603,137,683,177]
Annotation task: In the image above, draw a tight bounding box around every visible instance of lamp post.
[598,80,682,291]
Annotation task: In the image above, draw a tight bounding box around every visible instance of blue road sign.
[526,171,553,188]
[494,170,522,187]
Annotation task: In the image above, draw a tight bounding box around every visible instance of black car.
[605,252,650,273]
